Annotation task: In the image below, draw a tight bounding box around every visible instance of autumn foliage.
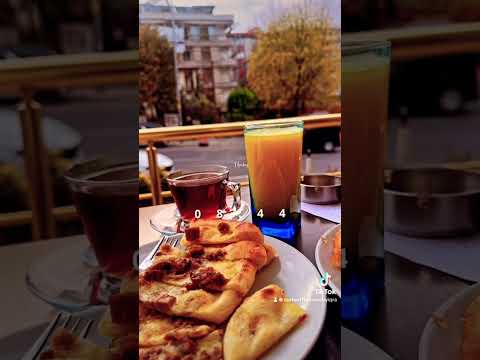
[248,9,340,116]
[139,25,177,121]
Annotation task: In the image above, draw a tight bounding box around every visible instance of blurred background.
[342,1,480,360]
[0,0,138,244]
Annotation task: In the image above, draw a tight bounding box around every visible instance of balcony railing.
[0,51,139,240]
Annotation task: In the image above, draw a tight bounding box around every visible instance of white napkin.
[301,202,341,223]
[385,231,480,282]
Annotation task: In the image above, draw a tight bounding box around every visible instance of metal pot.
[384,168,480,237]
[301,174,341,205]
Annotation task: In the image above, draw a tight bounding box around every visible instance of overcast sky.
[140,0,341,31]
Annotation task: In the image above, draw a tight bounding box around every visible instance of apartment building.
[228,29,258,84]
[140,4,238,111]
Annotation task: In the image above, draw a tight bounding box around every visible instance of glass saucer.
[25,237,120,312]
[150,200,251,235]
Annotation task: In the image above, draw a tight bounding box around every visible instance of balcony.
[212,58,237,67]
[177,60,213,69]
[184,37,234,47]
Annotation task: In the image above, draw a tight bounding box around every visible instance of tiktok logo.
[320,272,331,287]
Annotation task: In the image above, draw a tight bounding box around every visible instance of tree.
[248,7,340,116]
[139,25,177,122]
[226,87,260,122]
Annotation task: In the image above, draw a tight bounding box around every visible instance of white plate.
[139,235,327,360]
[342,327,393,360]
[419,282,480,360]
[315,224,341,297]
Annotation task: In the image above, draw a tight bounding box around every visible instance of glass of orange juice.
[244,121,303,242]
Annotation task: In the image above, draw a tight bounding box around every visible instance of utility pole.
[166,0,183,125]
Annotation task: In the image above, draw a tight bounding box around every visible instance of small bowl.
[301,174,341,204]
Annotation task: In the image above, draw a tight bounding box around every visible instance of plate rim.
[315,224,341,297]
[419,282,480,360]
[263,236,327,360]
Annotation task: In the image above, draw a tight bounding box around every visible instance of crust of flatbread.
[262,242,278,269]
[181,220,264,247]
[463,296,480,360]
[139,329,223,360]
[224,284,307,360]
[140,280,244,324]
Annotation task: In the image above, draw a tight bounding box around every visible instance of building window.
[203,69,214,85]
[186,25,200,40]
[201,48,211,61]
[183,47,192,61]
[200,26,209,40]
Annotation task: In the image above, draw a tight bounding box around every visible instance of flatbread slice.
[184,240,269,270]
[139,279,244,324]
[139,304,215,347]
[139,329,223,360]
[145,256,256,295]
[463,296,480,360]
[181,220,263,247]
[224,284,307,360]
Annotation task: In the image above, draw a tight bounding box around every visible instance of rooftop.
[140,4,215,15]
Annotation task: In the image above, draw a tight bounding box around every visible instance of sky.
[140,0,341,32]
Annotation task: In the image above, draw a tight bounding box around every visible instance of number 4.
[279,209,286,218]
[257,209,264,218]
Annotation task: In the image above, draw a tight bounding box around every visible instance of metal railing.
[344,22,480,60]
[0,51,139,239]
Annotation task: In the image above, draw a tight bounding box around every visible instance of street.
[157,137,341,179]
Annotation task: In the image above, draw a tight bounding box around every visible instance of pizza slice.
[463,295,480,360]
[139,329,223,360]
[181,220,264,247]
[224,284,307,360]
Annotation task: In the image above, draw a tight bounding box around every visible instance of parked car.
[303,127,341,153]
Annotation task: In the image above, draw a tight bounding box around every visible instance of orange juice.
[245,124,303,219]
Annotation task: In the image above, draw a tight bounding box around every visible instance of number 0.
[257,209,264,218]
[194,209,202,219]
[279,209,286,218]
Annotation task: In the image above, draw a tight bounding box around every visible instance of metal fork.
[22,312,93,360]
[139,234,183,271]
